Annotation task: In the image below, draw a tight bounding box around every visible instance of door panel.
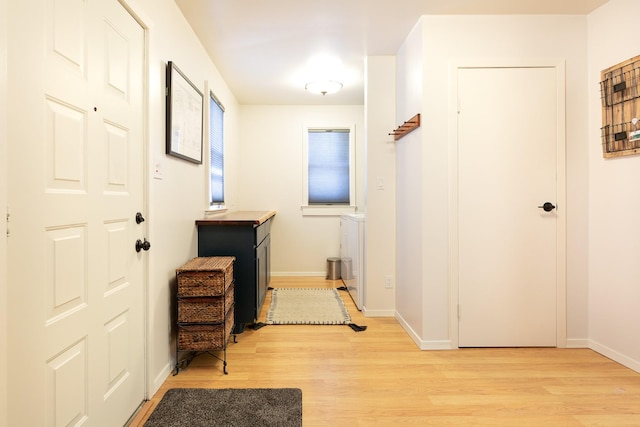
[47,340,87,427]
[8,0,145,425]
[457,66,558,347]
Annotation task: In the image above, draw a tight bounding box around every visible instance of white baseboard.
[589,339,640,374]
[394,311,420,347]
[150,362,173,398]
[419,340,454,350]
[363,307,395,317]
[394,311,454,350]
[272,271,325,277]
[566,338,589,348]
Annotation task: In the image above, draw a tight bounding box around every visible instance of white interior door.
[7,0,146,425]
[457,66,559,347]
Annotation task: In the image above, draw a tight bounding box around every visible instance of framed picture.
[166,61,203,163]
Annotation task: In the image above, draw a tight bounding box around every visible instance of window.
[209,91,224,207]
[302,126,355,216]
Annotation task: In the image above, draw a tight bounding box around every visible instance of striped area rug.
[266,288,351,325]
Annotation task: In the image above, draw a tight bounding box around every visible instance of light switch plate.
[153,157,163,179]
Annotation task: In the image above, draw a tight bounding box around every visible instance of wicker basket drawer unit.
[175,256,236,373]
[176,256,234,297]
[177,283,234,323]
[178,307,235,352]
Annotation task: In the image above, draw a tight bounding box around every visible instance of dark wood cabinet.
[196,211,275,333]
[256,233,270,316]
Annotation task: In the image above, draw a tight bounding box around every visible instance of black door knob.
[136,212,145,224]
[135,238,151,252]
[538,202,556,212]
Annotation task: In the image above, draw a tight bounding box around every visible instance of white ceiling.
[175,0,608,105]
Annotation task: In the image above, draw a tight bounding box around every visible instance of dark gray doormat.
[143,388,302,427]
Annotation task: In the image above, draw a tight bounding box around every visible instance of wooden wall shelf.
[389,114,420,141]
[600,55,640,158]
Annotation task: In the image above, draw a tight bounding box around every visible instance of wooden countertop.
[196,210,276,226]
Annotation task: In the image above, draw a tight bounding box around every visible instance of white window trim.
[301,124,356,217]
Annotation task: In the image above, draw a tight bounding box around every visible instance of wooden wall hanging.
[389,114,420,141]
[600,55,640,158]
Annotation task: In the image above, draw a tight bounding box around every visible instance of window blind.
[307,129,350,204]
[209,92,224,205]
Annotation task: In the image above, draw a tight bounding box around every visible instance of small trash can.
[326,257,341,280]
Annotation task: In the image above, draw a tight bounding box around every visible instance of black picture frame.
[166,61,203,164]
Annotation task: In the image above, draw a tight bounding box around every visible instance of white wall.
[363,56,396,316]
[123,0,241,395]
[395,22,425,342]
[238,105,364,275]
[587,0,640,372]
[0,0,7,423]
[396,15,590,348]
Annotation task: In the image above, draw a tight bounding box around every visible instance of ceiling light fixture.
[305,80,343,96]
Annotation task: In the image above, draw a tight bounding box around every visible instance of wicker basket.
[176,256,235,297]
[177,283,234,323]
[177,307,234,351]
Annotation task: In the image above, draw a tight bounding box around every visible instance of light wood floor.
[129,277,640,426]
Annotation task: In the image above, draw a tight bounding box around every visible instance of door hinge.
[6,207,10,238]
